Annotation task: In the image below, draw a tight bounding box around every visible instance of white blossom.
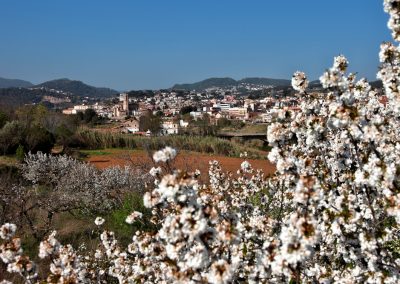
[291,71,309,93]
[0,223,16,240]
[153,146,177,163]
[94,217,105,226]
[125,211,143,224]
[149,166,162,176]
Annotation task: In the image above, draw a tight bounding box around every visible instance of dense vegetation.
[0,88,44,108]
[0,105,68,155]
[74,129,264,158]
[126,89,155,98]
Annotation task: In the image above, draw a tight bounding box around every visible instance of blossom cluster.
[152,146,177,163]
[291,71,309,93]
[384,0,400,41]
[22,152,149,216]
[0,224,37,283]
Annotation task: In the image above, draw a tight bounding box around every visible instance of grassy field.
[220,123,268,134]
[79,149,113,156]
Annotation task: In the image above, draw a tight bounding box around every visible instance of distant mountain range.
[172,77,384,91]
[0,76,384,101]
[0,77,118,98]
[0,77,33,88]
[172,77,291,91]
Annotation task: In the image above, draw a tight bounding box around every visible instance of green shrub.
[55,124,74,146]
[15,144,25,161]
[25,125,55,153]
[0,110,9,129]
[0,121,25,155]
[106,192,154,246]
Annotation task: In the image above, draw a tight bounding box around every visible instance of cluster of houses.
[62,89,302,135]
[118,117,189,136]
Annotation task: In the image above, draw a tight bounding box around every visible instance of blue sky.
[0,0,391,90]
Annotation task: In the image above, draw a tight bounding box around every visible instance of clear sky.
[0,0,391,90]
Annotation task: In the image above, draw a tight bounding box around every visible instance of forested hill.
[172,77,237,91]
[35,78,118,98]
[172,77,291,91]
[0,88,45,107]
[0,77,33,88]
[238,77,290,86]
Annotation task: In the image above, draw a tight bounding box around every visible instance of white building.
[162,120,179,135]
[122,119,140,133]
[62,108,74,115]
[213,103,231,111]
[190,111,203,120]
[73,104,90,113]
[179,120,189,128]
[228,107,247,118]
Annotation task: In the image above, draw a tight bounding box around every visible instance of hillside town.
[61,86,309,135]
[60,78,384,136]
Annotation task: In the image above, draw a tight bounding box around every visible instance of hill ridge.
[172,77,291,91]
[0,77,34,88]
[35,78,118,98]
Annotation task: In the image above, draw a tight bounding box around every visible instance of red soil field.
[86,149,275,181]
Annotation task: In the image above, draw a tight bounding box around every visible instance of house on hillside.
[122,118,140,133]
[161,120,179,135]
